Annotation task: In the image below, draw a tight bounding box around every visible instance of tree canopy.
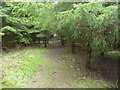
[0,2,119,52]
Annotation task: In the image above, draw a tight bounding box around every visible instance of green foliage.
[55,2,118,51]
[105,50,120,58]
[0,26,17,33]
[1,2,119,51]
[1,2,54,45]
[0,32,4,36]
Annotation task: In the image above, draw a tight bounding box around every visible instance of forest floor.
[1,37,118,88]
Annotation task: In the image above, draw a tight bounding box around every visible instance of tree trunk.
[100,50,105,56]
[44,30,47,48]
[71,41,75,54]
[61,39,65,46]
[79,46,81,53]
[47,40,49,44]
[86,42,92,70]
[114,37,117,50]
[39,38,41,44]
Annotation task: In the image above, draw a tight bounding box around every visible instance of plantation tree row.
[0,2,119,54]
[1,2,53,48]
[54,2,119,69]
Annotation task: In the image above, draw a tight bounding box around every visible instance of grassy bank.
[1,47,47,88]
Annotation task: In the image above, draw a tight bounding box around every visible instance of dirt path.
[23,37,86,88]
[1,37,117,88]
[22,37,117,88]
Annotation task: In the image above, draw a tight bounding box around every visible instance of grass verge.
[105,50,120,58]
[1,47,47,88]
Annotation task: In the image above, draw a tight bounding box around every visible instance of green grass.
[105,50,120,58]
[1,47,47,88]
[1,47,118,88]
[1,52,9,56]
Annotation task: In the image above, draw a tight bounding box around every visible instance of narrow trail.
[23,37,117,88]
[1,37,117,88]
[24,37,86,88]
